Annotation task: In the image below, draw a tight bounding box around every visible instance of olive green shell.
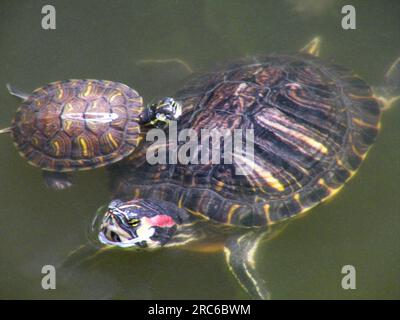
[11,80,143,171]
[111,55,381,227]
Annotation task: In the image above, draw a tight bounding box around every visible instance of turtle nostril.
[110,231,121,242]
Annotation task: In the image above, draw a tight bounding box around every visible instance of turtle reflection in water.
[75,38,400,299]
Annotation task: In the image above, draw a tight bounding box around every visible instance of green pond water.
[0,0,399,299]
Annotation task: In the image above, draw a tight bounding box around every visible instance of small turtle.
[70,38,400,299]
[0,79,181,189]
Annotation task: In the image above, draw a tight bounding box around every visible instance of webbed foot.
[223,224,288,300]
[224,229,270,299]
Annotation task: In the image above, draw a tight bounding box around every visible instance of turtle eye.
[128,218,140,227]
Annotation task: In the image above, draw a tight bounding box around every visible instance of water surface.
[0,0,399,299]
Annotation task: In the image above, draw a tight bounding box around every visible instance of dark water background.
[0,0,399,299]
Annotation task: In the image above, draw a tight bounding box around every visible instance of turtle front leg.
[224,228,271,300]
[43,171,73,190]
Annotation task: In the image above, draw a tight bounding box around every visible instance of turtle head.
[98,199,179,249]
[141,97,182,127]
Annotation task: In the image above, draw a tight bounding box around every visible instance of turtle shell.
[111,54,381,227]
[11,79,143,171]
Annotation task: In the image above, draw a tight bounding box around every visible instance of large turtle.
[0,80,181,189]
[74,38,399,299]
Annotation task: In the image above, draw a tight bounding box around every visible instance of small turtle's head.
[144,97,182,127]
[98,199,179,249]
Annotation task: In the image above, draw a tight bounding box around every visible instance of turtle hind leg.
[299,36,321,57]
[6,84,30,101]
[224,229,271,300]
[43,171,73,190]
[376,56,400,111]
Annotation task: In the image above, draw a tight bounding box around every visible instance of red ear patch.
[145,215,176,228]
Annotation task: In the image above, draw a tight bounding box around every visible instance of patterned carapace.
[111,54,381,227]
[11,79,143,171]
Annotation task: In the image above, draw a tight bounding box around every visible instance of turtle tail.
[0,127,12,134]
